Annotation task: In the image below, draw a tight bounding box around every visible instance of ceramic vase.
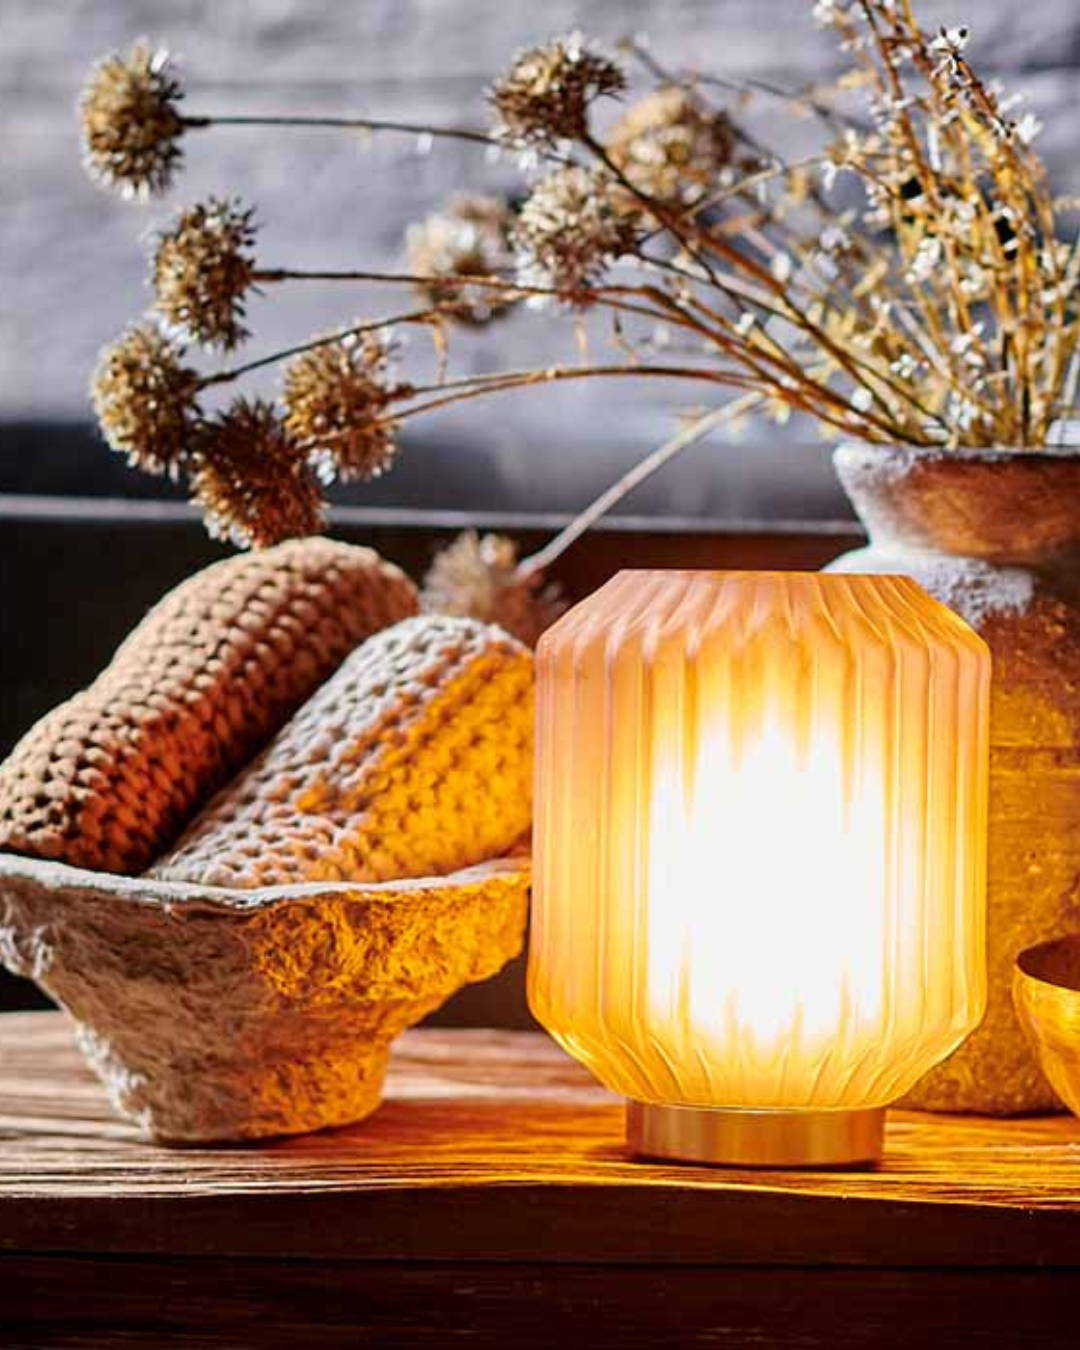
[828,444,1080,1114]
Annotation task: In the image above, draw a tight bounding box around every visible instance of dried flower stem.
[181,113,500,149]
[200,309,437,388]
[519,394,761,576]
[390,363,758,424]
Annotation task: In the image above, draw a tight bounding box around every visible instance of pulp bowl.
[0,850,528,1142]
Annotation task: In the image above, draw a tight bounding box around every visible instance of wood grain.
[6,1012,1080,1347]
[4,1011,1080,1271]
[9,1261,1080,1350]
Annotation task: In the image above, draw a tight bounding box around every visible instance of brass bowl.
[1013,935,1080,1115]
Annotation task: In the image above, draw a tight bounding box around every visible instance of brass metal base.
[626,1101,885,1168]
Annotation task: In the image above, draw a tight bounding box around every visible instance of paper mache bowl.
[0,850,528,1143]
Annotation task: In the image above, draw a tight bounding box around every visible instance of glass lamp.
[530,571,990,1166]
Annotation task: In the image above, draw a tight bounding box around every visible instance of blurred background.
[2,0,1079,1014]
[6,0,1079,518]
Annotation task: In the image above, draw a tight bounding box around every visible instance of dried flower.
[282,331,404,482]
[606,86,735,206]
[190,399,325,548]
[421,532,564,647]
[90,324,200,476]
[490,33,625,150]
[930,25,971,59]
[812,0,850,26]
[152,199,257,350]
[405,195,516,325]
[1012,111,1042,146]
[80,41,186,198]
[514,166,637,302]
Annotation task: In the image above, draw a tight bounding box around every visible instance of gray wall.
[5,0,1080,517]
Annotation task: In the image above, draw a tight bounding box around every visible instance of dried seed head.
[606,86,735,206]
[421,531,565,648]
[405,194,516,326]
[90,323,201,476]
[152,198,257,350]
[190,398,326,549]
[282,331,403,483]
[80,40,186,198]
[490,33,625,150]
[513,166,637,303]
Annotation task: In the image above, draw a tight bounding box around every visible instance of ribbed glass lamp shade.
[529,571,990,1166]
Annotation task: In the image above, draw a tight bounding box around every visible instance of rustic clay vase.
[827,444,1080,1114]
[0,851,528,1141]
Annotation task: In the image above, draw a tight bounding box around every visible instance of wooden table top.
[4,1010,1080,1272]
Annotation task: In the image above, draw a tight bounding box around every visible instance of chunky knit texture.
[152,615,534,889]
[0,538,418,874]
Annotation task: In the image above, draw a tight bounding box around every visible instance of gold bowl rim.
[1015,933,1080,995]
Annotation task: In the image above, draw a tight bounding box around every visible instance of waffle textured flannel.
[151,614,533,888]
[0,537,418,873]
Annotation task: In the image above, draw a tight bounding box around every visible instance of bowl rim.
[1015,933,1080,993]
[0,848,530,915]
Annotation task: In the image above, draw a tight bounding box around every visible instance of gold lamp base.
[626,1101,885,1168]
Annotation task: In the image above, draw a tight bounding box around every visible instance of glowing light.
[530,571,990,1141]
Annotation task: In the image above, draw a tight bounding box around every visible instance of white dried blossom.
[959,263,990,299]
[947,392,980,434]
[770,252,794,283]
[890,353,921,380]
[812,0,847,25]
[906,235,943,284]
[930,25,971,79]
[1013,112,1043,145]
[931,25,971,57]
[490,33,625,150]
[819,223,852,254]
[951,324,986,369]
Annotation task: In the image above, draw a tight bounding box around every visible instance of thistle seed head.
[282,331,403,483]
[90,323,200,476]
[421,531,565,648]
[80,40,186,198]
[190,398,326,549]
[405,194,516,325]
[606,85,735,206]
[513,166,637,303]
[152,198,257,350]
[490,33,625,150]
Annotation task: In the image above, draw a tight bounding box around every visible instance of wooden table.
[4,1012,1080,1348]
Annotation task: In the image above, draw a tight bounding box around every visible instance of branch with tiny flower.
[237,258,912,440]
[83,13,1080,559]
[570,125,944,435]
[159,222,946,447]
[636,225,947,437]
[629,275,939,440]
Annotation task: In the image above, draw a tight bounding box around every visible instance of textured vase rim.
[836,440,1080,465]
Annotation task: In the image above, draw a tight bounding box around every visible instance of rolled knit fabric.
[0,538,418,874]
[151,615,533,889]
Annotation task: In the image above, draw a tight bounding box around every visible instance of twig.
[519,395,761,575]
[184,114,496,149]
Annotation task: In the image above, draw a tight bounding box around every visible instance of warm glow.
[530,571,990,1112]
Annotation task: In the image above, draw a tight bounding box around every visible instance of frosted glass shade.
[530,571,990,1159]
